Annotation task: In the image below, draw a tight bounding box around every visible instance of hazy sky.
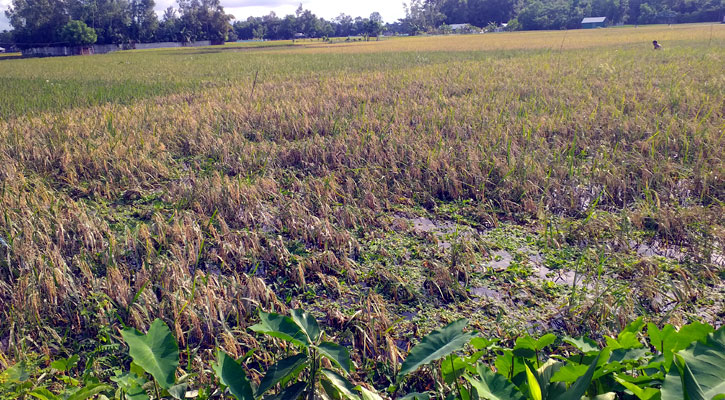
[0,0,10,31]
[0,0,407,32]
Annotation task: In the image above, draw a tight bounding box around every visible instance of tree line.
[2,0,722,49]
[231,6,383,41]
[3,0,232,48]
[405,0,722,31]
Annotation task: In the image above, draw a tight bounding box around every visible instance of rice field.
[0,23,723,385]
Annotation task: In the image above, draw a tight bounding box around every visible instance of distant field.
[0,24,723,390]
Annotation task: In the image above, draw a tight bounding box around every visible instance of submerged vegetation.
[0,25,723,397]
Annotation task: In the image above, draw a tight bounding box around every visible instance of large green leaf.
[249,312,310,348]
[661,362,684,400]
[614,375,660,400]
[536,334,557,350]
[464,364,525,400]
[513,335,538,359]
[268,382,307,400]
[552,352,600,400]
[563,336,599,354]
[256,353,308,396]
[677,326,725,399]
[535,359,564,400]
[398,319,477,380]
[317,341,352,373]
[30,384,112,400]
[167,383,188,400]
[121,319,179,390]
[441,354,469,385]
[494,349,526,381]
[525,364,543,400]
[321,368,359,400]
[111,370,149,400]
[550,364,588,384]
[212,350,254,400]
[647,322,714,371]
[357,385,383,400]
[290,309,322,343]
[28,388,61,400]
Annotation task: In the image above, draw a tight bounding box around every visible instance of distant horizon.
[0,0,406,32]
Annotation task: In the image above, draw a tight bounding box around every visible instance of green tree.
[61,19,97,45]
[363,13,384,39]
[5,0,69,48]
[129,0,158,42]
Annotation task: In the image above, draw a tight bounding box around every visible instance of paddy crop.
[0,24,723,389]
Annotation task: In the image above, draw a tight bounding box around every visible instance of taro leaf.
[614,375,660,400]
[321,368,359,400]
[563,336,599,354]
[51,354,79,372]
[551,352,600,400]
[620,317,645,336]
[291,309,321,343]
[441,354,468,385]
[357,386,384,400]
[679,358,707,400]
[249,311,310,348]
[317,341,352,373]
[535,359,564,399]
[677,326,725,399]
[464,364,525,400]
[398,392,431,400]
[536,334,557,350]
[212,350,254,400]
[653,321,715,370]
[256,353,307,396]
[111,371,149,400]
[494,349,526,382]
[121,319,179,390]
[647,323,677,353]
[397,319,477,380]
[471,337,500,350]
[609,347,650,364]
[28,388,61,400]
[605,332,642,349]
[513,336,537,359]
[524,364,543,400]
[1,362,30,382]
[66,384,112,400]
[550,364,588,384]
[661,362,684,400]
[167,383,188,400]
[268,381,307,400]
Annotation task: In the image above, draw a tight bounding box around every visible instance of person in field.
[652,40,662,50]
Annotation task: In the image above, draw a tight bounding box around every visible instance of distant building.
[581,17,607,29]
[449,24,468,31]
[0,47,5,53]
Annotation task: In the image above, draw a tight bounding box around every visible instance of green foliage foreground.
[1,312,723,400]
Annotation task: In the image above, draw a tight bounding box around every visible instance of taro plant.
[118,319,188,400]
[245,309,363,400]
[394,319,478,398]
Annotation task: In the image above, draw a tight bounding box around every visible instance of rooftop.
[582,17,607,23]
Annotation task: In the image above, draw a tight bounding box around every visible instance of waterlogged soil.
[297,206,724,349]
